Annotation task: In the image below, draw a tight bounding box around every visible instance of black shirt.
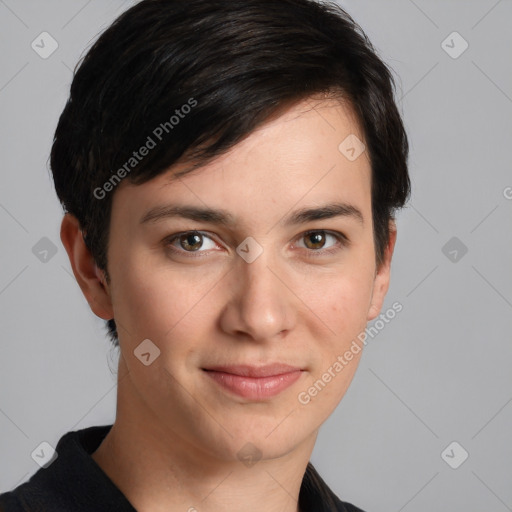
[0,425,366,512]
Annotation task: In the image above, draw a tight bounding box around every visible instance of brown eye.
[303,231,328,250]
[178,232,203,251]
[165,230,219,257]
[295,230,348,257]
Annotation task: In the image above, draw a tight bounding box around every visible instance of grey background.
[1,1,511,510]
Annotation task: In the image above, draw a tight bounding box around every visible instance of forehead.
[112,96,372,230]
[176,95,367,172]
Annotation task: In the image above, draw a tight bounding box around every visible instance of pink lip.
[202,364,304,400]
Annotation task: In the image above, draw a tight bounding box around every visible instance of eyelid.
[163,230,220,258]
[291,229,349,256]
[299,229,349,244]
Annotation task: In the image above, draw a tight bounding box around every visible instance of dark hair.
[50,0,410,348]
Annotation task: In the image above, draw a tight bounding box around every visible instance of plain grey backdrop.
[1,1,511,510]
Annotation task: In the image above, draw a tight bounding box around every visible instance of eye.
[164,230,219,258]
[293,230,348,256]
[163,229,349,259]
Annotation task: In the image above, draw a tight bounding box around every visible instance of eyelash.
[163,229,349,259]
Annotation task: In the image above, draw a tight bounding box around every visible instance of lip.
[202,364,304,400]
[203,363,302,378]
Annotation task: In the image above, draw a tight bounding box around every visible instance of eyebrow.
[140,201,364,227]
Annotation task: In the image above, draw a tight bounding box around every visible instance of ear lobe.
[367,222,397,321]
[60,213,114,320]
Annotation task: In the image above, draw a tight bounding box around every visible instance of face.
[98,96,394,462]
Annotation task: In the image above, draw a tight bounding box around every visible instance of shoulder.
[335,498,368,512]
[0,492,26,512]
[0,425,134,512]
[330,494,368,512]
[301,462,368,512]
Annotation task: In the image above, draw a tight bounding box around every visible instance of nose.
[218,247,297,343]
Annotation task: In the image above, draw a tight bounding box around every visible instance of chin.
[202,416,313,463]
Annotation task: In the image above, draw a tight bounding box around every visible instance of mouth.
[202,364,305,400]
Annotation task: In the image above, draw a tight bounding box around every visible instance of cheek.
[306,268,374,380]
[310,268,374,333]
[108,254,186,341]
[109,251,226,351]
[296,273,373,416]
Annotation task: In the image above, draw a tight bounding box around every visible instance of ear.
[60,213,114,320]
[367,220,397,321]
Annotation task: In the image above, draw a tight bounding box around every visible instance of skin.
[61,95,396,512]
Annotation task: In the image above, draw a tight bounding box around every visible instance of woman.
[0,1,410,510]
